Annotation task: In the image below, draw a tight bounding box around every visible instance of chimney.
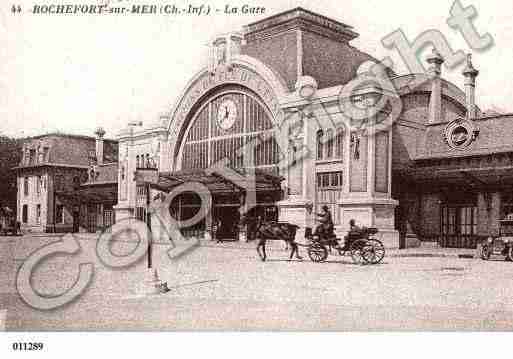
[426,48,444,124]
[462,54,479,120]
[94,127,106,165]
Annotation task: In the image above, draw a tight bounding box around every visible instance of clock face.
[451,126,469,146]
[217,99,237,130]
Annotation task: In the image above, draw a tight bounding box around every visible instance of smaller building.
[0,206,16,234]
[14,129,118,233]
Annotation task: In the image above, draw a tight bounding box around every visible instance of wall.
[46,167,87,232]
[301,31,375,89]
[241,31,298,91]
[47,136,96,167]
[420,193,441,239]
[349,132,368,192]
[17,169,49,232]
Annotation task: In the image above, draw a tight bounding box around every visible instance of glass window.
[54,175,64,192]
[24,177,29,196]
[316,130,324,160]
[325,129,333,159]
[335,128,344,159]
[441,205,476,236]
[36,204,41,225]
[22,205,28,223]
[43,147,50,162]
[29,149,36,165]
[182,93,276,171]
[316,171,343,224]
[37,176,42,195]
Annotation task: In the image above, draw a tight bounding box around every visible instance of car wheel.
[481,245,491,260]
[507,246,513,262]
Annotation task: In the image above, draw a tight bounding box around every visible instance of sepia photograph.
[1,0,513,355]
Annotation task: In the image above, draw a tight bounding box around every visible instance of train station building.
[22,7,506,249]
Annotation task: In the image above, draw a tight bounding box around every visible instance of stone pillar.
[490,192,501,237]
[277,102,313,242]
[338,121,398,249]
[114,125,141,223]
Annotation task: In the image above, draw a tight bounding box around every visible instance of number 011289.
[12,342,44,351]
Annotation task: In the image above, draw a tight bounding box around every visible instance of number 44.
[11,5,22,13]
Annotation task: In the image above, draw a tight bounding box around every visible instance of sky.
[1,0,511,138]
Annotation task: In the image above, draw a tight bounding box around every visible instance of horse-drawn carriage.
[255,220,385,264]
[306,227,385,264]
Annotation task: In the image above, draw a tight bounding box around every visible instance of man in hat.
[314,205,334,240]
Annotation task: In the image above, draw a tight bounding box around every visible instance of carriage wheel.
[361,239,385,264]
[308,244,328,263]
[350,239,367,264]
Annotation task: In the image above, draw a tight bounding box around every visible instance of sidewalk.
[7,233,478,259]
[388,246,476,258]
[206,239,478,258]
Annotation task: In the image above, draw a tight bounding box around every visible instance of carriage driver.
[314,205,334,239]
[343,219,362,249]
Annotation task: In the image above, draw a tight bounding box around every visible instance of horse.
[254,218,302,261]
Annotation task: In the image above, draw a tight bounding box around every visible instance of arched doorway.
[169,85,283,240]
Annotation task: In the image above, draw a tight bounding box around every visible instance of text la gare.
[224,5,266,14]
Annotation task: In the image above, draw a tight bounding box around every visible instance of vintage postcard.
[1,0,513,353]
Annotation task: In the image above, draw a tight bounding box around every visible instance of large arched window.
[335,127,344,159]
[317,127,345,161]
[325,129,334,159]
[180,89,280,174]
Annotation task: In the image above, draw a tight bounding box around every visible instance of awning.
[56,183,118,203]
[151,168,283,195]
[397,165,513,188]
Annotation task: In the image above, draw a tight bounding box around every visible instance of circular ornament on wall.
[443,118,479,150]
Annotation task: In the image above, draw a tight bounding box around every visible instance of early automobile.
[481,217,513,261]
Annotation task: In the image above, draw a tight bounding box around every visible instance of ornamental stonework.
[169,64,282,141]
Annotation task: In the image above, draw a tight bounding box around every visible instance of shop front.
[397,150,513,248]
[148,169,282,241]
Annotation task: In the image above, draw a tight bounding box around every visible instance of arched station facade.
[113,7,511,249]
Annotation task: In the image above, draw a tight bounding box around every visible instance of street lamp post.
[127,121,166,294]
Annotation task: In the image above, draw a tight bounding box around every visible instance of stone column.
[277,110,312,242]
[338,117,398,248]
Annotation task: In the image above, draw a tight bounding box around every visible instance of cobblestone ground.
[1,234,513,330]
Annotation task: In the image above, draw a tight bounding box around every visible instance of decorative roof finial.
[94,127,106,138]
[426,48,444,76]
[463,53,479,77]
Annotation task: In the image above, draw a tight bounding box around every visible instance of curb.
[390,253,475,259]
[0,309,6,331]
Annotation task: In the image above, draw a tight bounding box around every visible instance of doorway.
[72,210,80,233]
[215,206,240,241]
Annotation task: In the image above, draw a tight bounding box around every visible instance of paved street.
[1,234,513,330]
